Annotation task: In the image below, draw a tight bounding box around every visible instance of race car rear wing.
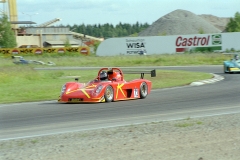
[123,69,156,79]
[34,67,156,79]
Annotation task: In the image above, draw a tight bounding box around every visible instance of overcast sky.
[12,0,240,26]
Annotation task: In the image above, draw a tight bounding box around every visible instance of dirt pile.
[199,14,230,31]
[138,9,230,36]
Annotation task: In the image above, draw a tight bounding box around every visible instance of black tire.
[104,85,114,102]
[140,82,148,99]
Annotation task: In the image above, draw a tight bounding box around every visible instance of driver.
[99,71,108,81]
[107,71,122,81]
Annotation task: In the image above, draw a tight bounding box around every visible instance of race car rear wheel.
[104,85,114,102]
[140,82,148,99]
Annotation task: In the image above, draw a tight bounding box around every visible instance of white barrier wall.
[96,32,240,56]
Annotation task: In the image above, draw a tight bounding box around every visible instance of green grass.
[0,53,226,104]
[174,122,195,127]
[174,117,203,128]
[174,121,203,128]
[1,52,232,67]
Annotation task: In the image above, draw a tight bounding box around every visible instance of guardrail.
[0,47,90,55]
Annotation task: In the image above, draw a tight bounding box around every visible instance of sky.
[5,0,240,26]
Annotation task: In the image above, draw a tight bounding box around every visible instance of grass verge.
[0,53,220,104]
[0,67,211,104]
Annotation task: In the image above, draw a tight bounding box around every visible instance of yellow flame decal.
[66,89,80,94]
[80,89,90,98]
[116,83,125,98]
[85,84,97,89]
[66,88,90,98]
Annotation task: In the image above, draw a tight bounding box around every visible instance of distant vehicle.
[139,47,147,55]
[58,67,156,103]
[12,56,55,65]
[223,54,240,73]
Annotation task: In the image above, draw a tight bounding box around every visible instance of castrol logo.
[176,35,210,47]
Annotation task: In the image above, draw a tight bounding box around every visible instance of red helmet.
[108,71,122,81]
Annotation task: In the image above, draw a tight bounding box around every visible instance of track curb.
[190,73,224,86]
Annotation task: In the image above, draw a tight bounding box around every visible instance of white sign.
[134,88,139,98]
[96,32,240,56]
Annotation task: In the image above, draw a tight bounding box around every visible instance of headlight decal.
[61,85,66,95]
[92,84,103,96]
[95,85,103,93]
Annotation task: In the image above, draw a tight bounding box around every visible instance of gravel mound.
[138,9,222,36]
[199,14,230,31]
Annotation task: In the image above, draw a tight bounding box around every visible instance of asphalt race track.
[1,65,240,140]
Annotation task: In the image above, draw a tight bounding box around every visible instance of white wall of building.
[16,36,41,47]
[96,32,240,56]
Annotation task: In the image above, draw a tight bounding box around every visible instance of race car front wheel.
[104,85,114,102]
[140,82,148,99]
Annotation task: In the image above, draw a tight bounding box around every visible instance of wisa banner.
[96,32,240,56]
[125,39,146,54]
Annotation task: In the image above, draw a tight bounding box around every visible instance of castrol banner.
[96,32,240,56]
[175,34,222,52]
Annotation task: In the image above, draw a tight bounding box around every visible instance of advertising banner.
[0,47,90,56]
[96,32,240,56]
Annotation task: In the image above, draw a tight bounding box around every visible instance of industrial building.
[0,0,103,49]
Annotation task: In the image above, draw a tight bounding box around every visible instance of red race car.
[58,68,156,103]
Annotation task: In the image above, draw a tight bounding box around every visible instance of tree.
[93,40,101,54]
[0,14,17,48]
[226,12,240,32]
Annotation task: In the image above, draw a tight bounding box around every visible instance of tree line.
[61,22,150,39]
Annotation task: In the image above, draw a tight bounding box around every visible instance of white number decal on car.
[134,88,139,97]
